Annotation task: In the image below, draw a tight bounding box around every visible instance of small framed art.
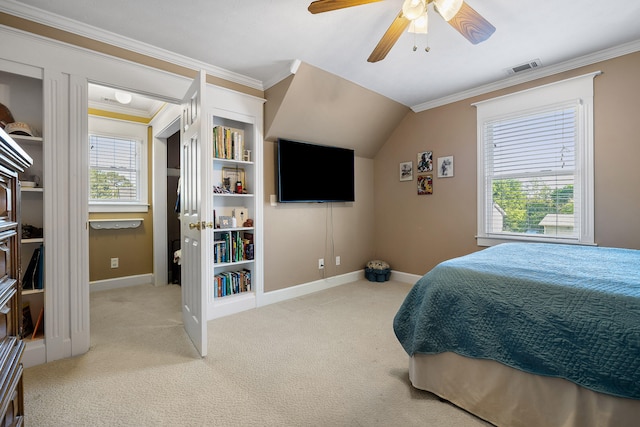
[417,174,433,195]
[417,151,433,173]
[399,161,413,181]
[437,156,454,178]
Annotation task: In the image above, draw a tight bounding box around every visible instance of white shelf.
[8,135,42,144]
[89,218,143,229]
[21,187,43,193]
[21,238,43,244]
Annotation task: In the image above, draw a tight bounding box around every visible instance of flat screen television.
[277,138,355,203]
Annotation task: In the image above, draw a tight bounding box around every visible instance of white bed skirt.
[409,352,639,427]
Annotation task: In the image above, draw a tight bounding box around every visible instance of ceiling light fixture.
[402,0,427,21]
[114,91,133,105]
[408,11,429,34]
[433,0,463,21]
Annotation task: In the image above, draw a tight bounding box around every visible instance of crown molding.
[411,38,640,112]
[0,0,264,91]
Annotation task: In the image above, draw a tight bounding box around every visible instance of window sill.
[476,235,596,247]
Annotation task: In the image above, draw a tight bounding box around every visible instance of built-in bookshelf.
[207,102,262,320]
[2,68,47,367]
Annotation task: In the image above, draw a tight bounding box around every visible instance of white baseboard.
[259,270,364,307]
[259,269,422,307]
[90,273,154,292]
[390,270,422,284]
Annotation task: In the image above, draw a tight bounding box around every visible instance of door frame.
[151,105,182,288]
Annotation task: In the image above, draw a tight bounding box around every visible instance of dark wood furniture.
[0,127,33,426]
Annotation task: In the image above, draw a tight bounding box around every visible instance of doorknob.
[205,221,214,229]
[189,222,201,230]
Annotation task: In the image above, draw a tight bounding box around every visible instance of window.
[475,72,599,246]
[89,133,148,212]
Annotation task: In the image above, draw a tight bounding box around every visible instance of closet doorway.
[87,82,180,292]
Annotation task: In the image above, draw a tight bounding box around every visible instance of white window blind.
[475,72,599,246]
[485,104,578,238]
[89,134,142,204]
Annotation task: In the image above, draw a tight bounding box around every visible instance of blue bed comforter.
[393,243,640,399]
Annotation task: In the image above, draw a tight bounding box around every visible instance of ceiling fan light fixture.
[402,0,427,21]
[434,0,463,21]
[408,12,429,34]
[114,91,133,105]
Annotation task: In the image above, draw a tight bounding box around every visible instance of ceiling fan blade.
[447,1,496,45]
[367,11,410,63]
[308,0,383,14]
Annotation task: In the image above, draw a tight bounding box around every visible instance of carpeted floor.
[23,280,491,426]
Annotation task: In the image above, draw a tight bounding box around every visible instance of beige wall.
[89,125,154,281]
[263,140,376,291]
[374,52,640,276]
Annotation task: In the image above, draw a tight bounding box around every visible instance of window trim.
[89,132,149,213]
[473,72,600,246]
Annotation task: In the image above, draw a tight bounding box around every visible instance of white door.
[180,70,208,357]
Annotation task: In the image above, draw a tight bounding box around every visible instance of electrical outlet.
[110,257,119,268]
[335,256,341,266]
[318,258,324,269]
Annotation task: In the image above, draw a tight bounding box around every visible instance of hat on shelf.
[4,121,34,137]
[0,103,14,129]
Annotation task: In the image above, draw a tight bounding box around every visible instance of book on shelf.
[213,125,245,161]
[22,244,44,290]
[214,269,252,297]
[21,302,33,339]
[32,307,44,339]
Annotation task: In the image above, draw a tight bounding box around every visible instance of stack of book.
[214,269,252,297]
[214,231,252,264]
[213,126,244,160]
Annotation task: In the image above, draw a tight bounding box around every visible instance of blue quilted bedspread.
[393,243,640,399]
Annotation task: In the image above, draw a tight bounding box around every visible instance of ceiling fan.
[308,0,495,62]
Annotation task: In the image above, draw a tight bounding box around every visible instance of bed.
[393,243,640,427]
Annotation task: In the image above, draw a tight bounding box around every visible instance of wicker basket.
[365,260,391,282]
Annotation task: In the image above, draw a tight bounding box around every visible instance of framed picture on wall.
[417,175,433,195]
[437,156,454,178]
[417,151,433,172]
[399,161,413,181]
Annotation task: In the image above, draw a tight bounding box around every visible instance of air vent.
[506,59,542,75]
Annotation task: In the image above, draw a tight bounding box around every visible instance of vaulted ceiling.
[6,0,640,110]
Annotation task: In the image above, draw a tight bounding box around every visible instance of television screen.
[277,138,355,203]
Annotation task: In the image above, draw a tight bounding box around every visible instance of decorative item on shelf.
[219,216,233,228]
[234,208,248,225]
[243,149,251,162]
[243,218,253,227]
[22,224,43,239]
[222,167,245,193]
[245,243,254,260]
[365,260,391,282]
[213,185,233,194]
[0,103,14,129]
[4,121,35,137]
